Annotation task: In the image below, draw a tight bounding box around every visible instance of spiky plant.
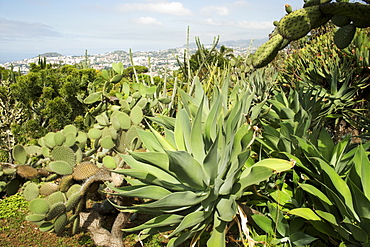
[108,80,294,246]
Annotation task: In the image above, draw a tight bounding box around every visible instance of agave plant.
[108,80,294,246]
[287,135,370,246]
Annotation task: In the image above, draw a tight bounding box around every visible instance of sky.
[0,0,305,63]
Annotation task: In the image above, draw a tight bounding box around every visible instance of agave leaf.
[148,115,176,130]
[294,136,322,158]
[233,166,274,198]
[129,151,170,171]
[216,196,237,222]
[147,124,176,151]
[298,183,333,207]
[174,109,191,151]
[107,184,172,200]
[290,232,318,246]
[253,158,295,173]
[204,92,221,143]
[166,150,207,190]
[123,214,183,232]
[179,89,201,112]
[190,99,205,163]
[231,125,252,162]
[318,179,358,223]
[118,154,180,185]
[167,231,195,247]
[317,128,335,162]
[251,214,274,235]
[315,158,359,221]
[330,136,350,173]
[347,178,370,219]
[121,191,208,211]
[267,201,288,236]
[315,210,338,226]
[201,136,219,184]
[342,217,369,243]
[352,145,370,200]
[225,96,243,143]
[288,208,321,221]
[136,129,165,152]
[207,212,227,247]
[169,211,206,237]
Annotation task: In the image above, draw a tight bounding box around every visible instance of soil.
[0,217,97,247]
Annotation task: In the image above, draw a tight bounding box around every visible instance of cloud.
[228,20,273,30]
[204,18,222,26]
[201,6,229,16]
[117,1,192,16]
[131,17,163,26]
[200,18,272,30]
[233,1,249,8]
[0,18,61,39]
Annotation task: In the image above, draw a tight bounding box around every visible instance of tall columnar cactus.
[251,1,370,68]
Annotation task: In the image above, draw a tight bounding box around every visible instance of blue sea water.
[0,52,38,64]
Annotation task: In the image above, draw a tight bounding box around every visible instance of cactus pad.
[25,214,46,222]
[45,202,66,221]
[72,162,99,180]
[252,34,284,68]
[111,112,131,130]
[63,132,76,147]
[3,168,16,175]
[39,222,54,232]
[62,124,77,136]
[25,145,42,157]
[130,106,144,125]
[320,2,370,22]
[76,131,87,148]
[12,145,27,164]
[352,18,369,28]
[278,6,331,41]
[49,160,73,175]
[103,156,117,169]
[100,136,115,149]
[59,175,74,192]
[65,192,83,212]
[47,191,66,205]
[334,24,356,49]
[331,15,351,27]
[39,182,59,196]
[66,184,82,198]
[54,213,68,233]
[51,146,75,166]
[88,128,102,141]
[54,131,66,146]
[29,198,49,214]
[16,165,39,179]
[43,132,56,149]
[71,215,80,235]
[23,182,40,201]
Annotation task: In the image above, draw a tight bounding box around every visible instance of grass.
[0,193,96,247]
[0,193,173,247]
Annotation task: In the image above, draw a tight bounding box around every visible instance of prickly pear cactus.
[251,0,370,68]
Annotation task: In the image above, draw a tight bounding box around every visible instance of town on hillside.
[0,44,258,75]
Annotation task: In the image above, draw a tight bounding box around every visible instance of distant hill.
[220,38,268,48]
[40,52,63,57]
[184,38,268,49]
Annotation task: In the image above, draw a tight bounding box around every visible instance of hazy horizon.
[0,0,305,64]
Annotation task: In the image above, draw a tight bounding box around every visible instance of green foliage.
[251,1,370,68]
[277,27,370,139]
[8,63,99,143]
[0,193,29,219]
[109,80,293,247]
